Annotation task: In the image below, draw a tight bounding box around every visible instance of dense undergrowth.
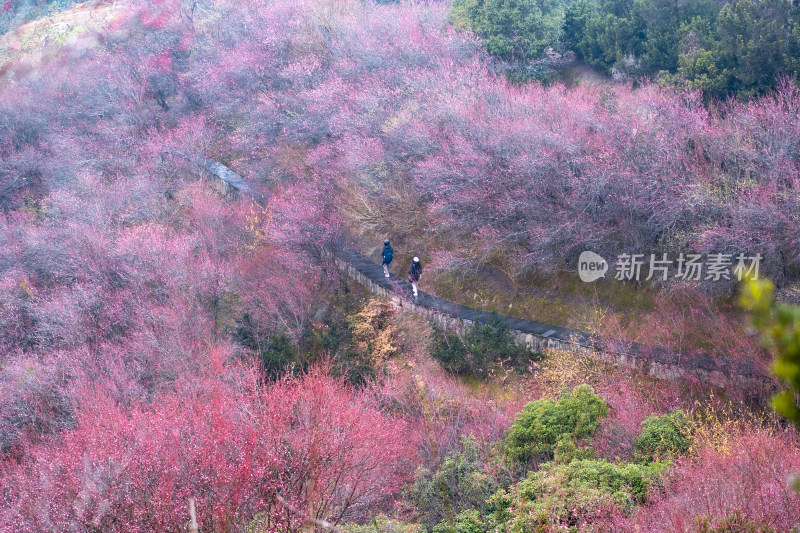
[0,0,798,531]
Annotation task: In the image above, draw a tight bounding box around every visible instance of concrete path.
[193,155,774,391]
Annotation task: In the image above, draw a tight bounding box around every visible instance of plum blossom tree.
[635,428,800,532]
[0,368,418,532]
[0,1,799,531]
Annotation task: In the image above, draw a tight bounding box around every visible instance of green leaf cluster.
[502,385,608,465]
[415,387,694,532]
[430,314,539,378]
[634,409,693,462]
[449,0,565,60]
[451,0,800,99]
[408,437,502,531]
[485,458,667,532]
[741,279,800,429]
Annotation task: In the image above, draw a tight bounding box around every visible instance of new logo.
[578,251,608,282]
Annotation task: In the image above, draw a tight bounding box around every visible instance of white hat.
[413,257,419,262]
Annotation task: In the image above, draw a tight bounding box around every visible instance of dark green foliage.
[504,62,559,85]
[634,409,692,462]
[451,0,800,97]
[234,315,307,379]
[430,328,473,375]
[464,314,541,374]
[306,315,378,387]
[485,458,667,530]
[696,510,777,533]
[407,437,502,531]
[577,9,646,74]
[259,330,305,378]
[457,316,522,373]
[671,15,734,97]
[715,0,800,99]
[449,0,565,60]
[238,314,376,384]
[563,0,594,51]
[301,301,388,387]
[565,0,716,77]
[503,385,609,466]
[235,283,385,385]
[332,348,378,386]
[430,314,540,377]
[299,314,352,359]
[562,0,800,98]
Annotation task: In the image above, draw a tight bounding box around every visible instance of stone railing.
[193,155,776,391]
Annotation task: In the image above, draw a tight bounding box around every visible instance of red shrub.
[634,429,800,532]
[591,380,655,461]
[0,369,418,532]
[376,366,522,466]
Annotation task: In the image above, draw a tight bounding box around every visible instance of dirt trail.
[559,59,618,88]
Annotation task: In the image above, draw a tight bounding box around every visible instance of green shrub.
[236,293,389,385]
[561,0,800,99]
[503,385,608,466]
[259,330,305,378]
[504,62,559,85]
[406,437,501,531]
[431,510,487,533]
[464,315,540,373]
[450,0,800,98]
[449,0,566,60]
[343,516,423,533]
[696,510,776,533]
[430,328,473,375]
[235,316,308,379]
[552,437,596,464]
[430,314,540,377]
[486,458,667,531]
[634,409,692,462]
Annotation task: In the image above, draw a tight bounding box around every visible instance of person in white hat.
[407,256,422,298]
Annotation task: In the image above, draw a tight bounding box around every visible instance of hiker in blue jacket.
[408,256,422,298]
[381,239,393,278]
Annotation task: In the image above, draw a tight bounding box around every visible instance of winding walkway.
[193,155,774,391]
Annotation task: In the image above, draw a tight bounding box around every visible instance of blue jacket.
[382,244,393,264]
